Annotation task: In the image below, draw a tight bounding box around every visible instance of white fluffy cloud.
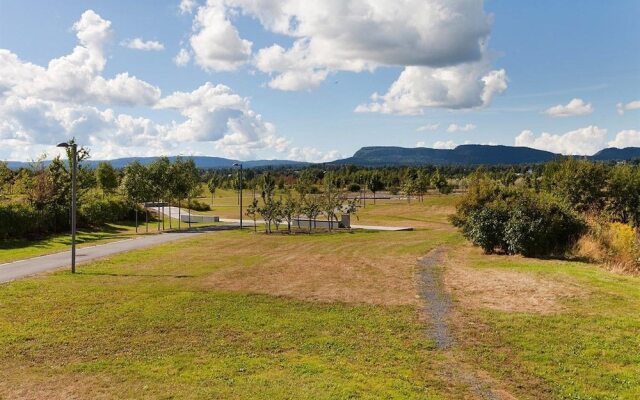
[355,64,507,114]
[544,98,593,117]
[432,140,457,149]
[287,147,341,163]
[174,48,191,66]
[184,0,506,110]
[156,82,281,150]
[447,123,476,132]
[616,100,640,115]
[0,11,161,107]
[121,38,165,51]
[416,124,439,132]
[608,130,640,148]
[0,9,298,160]
[514,126,608,155]
[179,0,197,14]
[189,1,252,71]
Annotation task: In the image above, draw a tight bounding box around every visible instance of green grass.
[455,252,640,399]
[1,196,639,399]
[0,222,141,264]
[0,229,465,399]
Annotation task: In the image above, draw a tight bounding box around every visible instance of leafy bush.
[187,199,211,212]
[0,202,69,239]
[452,176,586,256]
[578,219,640,272]
[79,195,131,226]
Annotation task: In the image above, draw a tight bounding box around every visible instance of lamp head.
[57,142,69,148]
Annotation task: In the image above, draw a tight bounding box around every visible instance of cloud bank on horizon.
[0,0,638,162]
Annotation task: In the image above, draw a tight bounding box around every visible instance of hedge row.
[1,196,136,240]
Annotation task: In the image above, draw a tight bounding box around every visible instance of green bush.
[79,195,131,226]
[465,202,510,253]
[187,199,211,212]
[503,193,586,256]
[0,202,69,239]
[452,177,586,256]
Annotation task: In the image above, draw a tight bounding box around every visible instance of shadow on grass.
[77,271,195,278]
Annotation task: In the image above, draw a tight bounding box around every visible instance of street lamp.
[57,142,78,274]
[233,163,243,229]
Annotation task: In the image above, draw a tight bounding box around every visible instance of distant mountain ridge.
[330,145,640,166]
[6,156,309,170]
[5,145,640,169]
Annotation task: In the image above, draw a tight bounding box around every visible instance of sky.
[0,0,638,162]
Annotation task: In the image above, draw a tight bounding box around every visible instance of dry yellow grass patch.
[204,232,429,306]
[444,248,588,314]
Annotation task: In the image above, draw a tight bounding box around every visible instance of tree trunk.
[178,200,181,230]
[169,202,172,229]
[145,208,148,233]
[188,197,191,230]
[135,209,138,233]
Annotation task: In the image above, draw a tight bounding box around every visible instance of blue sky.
[0,0,638,161]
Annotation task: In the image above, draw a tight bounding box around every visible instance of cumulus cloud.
[287,147,341,163]
[189,1,252,71]
[432,140,457,149]
[608,130,640,148]
[174,48,191,66]
[355,64,507,114]
[416,124,439,132]
[447,123,476,132]
[616,100,640,115]
[514,126,607,155]
[0,11,161,107]
[179,0,197,14]
[0,9,293,160]
[544,98,593,117]
[183,0,506,110]
[121,38,165,51]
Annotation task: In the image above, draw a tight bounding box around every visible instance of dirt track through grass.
[418,246,514,400]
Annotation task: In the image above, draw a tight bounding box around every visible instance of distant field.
[0,195,638,399]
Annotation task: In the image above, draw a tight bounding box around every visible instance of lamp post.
[57,142,78,274]
[233,163,243,229]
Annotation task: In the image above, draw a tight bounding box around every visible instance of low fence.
[291,214,350,229]
[179,215,220,223]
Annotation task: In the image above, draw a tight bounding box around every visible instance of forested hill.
[6,145,640,169]
[6,156,309,170]
[330,145,640,166]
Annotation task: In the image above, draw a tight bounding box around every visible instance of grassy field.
[0,196,638,399]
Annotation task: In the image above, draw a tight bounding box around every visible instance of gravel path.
[418,246,453,349]
[418,246,509,400]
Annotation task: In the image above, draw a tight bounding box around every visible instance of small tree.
[402,179,416,203]
[207,174,220,206]
[95,161,118,197]
[246,198,259,232]
[281,194,298,233]
[432,169,453,195]
[367,173,384,204]
[121,161,152,233]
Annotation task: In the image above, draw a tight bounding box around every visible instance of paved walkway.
[148,206,413,231]
[0,228,230,283]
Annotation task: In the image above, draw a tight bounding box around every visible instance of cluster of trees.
[120,157,202,230]
[452,159,640,260]
[201,165,455,205]
[0,150,203,239]
[245,172,358,234]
